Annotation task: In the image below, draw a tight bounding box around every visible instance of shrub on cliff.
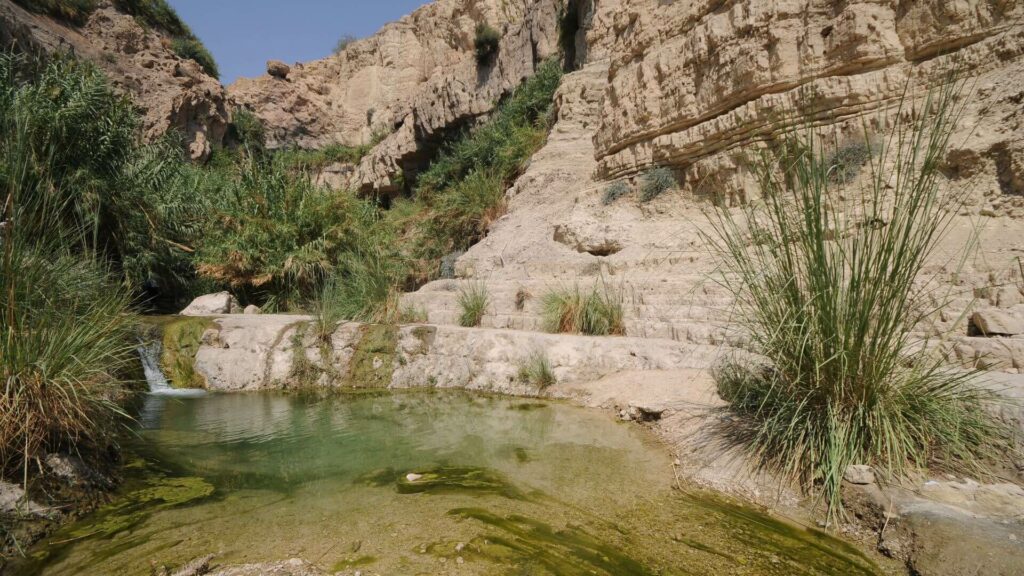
[705,81,1010,520]
[474,23,501,63]
[639,167,676,202]
[12,0,97,25]
[195,156,397,311]
[405,59,562,282]
[171,37,219,79]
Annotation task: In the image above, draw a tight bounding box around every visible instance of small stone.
[243,304,261,315]
[406,473,423,482]
[455,542,465,552]
[843,464,876,485]
[456,556,465,565]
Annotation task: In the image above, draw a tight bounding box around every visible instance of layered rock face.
[592,0,1024,204]
[227,0,569,195]
[0,0,228,161]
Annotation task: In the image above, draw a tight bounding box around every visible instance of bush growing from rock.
[334,34,357,55]
[474,23,501,63]
[639,167,676,202]
[517,351,556,390]
[541,284,625,336]
[12,0,97,25]
[458,282,489,327]
[602,181,630,205]
[172,37,219,78]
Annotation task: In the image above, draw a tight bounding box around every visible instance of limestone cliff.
[592,0,1024,206]
[0,0,228,161]
[227,0,570,195]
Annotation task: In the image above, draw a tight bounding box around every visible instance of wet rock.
[44,453,111,489]
[209,558,325,576]
[169,554,215,576]
[843,465,876,486]
[971,310,1024,336]
[0,481,47,517]
[181,292,240,316]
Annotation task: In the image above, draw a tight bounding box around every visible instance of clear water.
[15,391,883,575]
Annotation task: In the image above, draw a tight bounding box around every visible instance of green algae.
[330,555,378,571]
[160,317,215,388]
[345,323,397,388]
[449,508,656,576]
[359,466,529,500]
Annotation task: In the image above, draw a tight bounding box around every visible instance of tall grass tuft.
[458,282,489,328]
[1,97,136,477]
[704,81,1010,519]
[541,284,625,336]
[517,351,557,390]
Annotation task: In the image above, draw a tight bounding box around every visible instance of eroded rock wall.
[592,0,1024,205]
[0,0,229,161]
[228,0,570,195]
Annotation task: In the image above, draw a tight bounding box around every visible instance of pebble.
[406,473,423,482]
[455,542,465,552]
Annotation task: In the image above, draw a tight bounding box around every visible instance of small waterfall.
[136,338,207,398]
[138,339,172,393]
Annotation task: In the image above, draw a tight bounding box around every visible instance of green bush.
[826,141,873,184]
[474,23,501,63]
[12,0,97,25]
[228,107,266,151]
[334,34,357,55]
[1,88,135,475]
[275,143,371,173]
[0,53,205,304]
[113,0,191,38]
[171,37,219,79]
[704,82,1009,519]
[195,156,387,309]
[541,285,624,336]
[639,167,676,202]
[517,351,556,390]
[602,181,630,205]
[458,282,489,327]
[402,59,562,282]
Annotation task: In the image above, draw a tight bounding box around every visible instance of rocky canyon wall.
[0,0,228,162]
[592,0,1024,206]
[227,0,571,196]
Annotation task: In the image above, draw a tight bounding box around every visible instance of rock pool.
[13,391,883,575]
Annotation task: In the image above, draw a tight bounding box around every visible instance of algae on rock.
[161,317,215,389]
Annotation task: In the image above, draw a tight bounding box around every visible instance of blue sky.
[168,1,431,85]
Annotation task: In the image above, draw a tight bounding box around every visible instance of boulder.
[181,292,240,316]
[971,310,1024,336]
[266,60,291,79]
[843,464,876,485]
[243,304,262,315]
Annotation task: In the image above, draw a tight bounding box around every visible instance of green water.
[14,391,884,575]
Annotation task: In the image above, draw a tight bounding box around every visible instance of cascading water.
[137,339,171,393]
[136,339,207,398]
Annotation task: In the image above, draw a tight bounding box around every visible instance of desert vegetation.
[12,0,219,77]
[639,167,677,202]
[458,282,490,327]
[0,53,138,477]
[705,82,1010,519]
[474,23,501,63]
[517,351,557,390]
[541,284,625,336]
